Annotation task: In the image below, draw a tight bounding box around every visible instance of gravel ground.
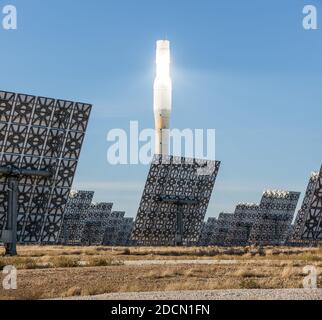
[62,289,322,300]
[124,260,238,265]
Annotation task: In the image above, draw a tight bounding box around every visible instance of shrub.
[123,248,131,255]
[239,279,261,289]
[89,257,112,266]
[52,256,79,268]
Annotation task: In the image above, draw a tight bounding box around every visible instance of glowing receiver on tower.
[154,40,172,155]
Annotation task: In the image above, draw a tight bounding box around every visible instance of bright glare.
[156,40,170,80]
[154,40,172,113]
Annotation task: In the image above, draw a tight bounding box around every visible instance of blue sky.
[0,0,321,218]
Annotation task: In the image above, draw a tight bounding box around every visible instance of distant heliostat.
[249,190,300,246]
[80,202,113,245]
[59,190,94,245]
[225,203,259,246]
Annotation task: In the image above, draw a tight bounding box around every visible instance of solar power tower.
[198,217,218,246]
[249,190,300,246]
[131,155,220,246]
[224,203,259,246]
[0,90,91,254]
[59,190,94,245]
[293,166,322,243]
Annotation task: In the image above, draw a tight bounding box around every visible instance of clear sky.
[0,0,321,218]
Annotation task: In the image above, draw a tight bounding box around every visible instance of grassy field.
[0,245,321,300]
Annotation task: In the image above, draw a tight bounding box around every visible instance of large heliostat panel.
[292,168,322,243]
[0,90,92,243]
[131,155,220,246]
[249,190,300,246]
[299,166,322,241]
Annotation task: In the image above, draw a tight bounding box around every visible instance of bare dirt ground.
[0,245,321,300]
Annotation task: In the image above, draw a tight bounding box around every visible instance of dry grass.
[2,245,322,262]
[233,269,264,278]
[117,246,322,262]
[0,245,321,299]
[0,248,123,270]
